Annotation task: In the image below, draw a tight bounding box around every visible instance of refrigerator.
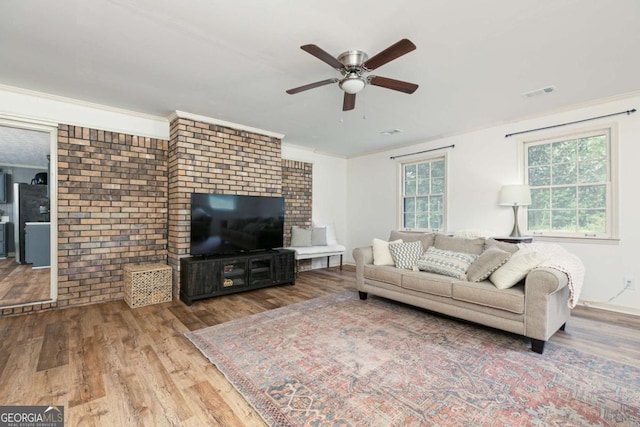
[12,183,48,264]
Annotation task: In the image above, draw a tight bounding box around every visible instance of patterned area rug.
[185,291,640,426]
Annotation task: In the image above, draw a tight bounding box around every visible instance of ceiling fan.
[286,39,419,111]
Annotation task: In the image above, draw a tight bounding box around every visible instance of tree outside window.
[524,127,615,238]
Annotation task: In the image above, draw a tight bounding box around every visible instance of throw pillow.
[388,240,424,270]
[372,238,402,266]
[434,235,485,255]
[311,227,328,246]
[290,226,312,247]
[416,247,478,279]
[313,222,338,245]
[466,246,512,282]
[489,249,544,289]
[485,238,519,254]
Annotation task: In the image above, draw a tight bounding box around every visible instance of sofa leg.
[531,339,546,354]
[560,323,566,331]
[358,291,368,300]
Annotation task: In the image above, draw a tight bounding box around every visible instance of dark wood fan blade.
[343,93,356,111]
[300,44,343,70]
[286,78,338,94]
[362,39,416,71]
[369,76,419,94]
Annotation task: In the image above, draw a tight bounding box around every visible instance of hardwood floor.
[0,256,50,306]
[0,266,638,426]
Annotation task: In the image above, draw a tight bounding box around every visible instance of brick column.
[167,116,283,295]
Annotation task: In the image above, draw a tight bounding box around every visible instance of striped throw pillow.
[388,241,424,269]
[416,247,478,279]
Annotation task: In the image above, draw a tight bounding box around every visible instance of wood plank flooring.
[0,256,51,306]
[0,266,638,426]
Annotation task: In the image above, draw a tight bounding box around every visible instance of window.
[523,126,617,239]
[400,157,446,231]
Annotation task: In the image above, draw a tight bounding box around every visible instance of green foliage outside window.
[527,133,608,235]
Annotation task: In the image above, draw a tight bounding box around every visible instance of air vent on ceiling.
[381,129,402,136]
[521,86,556,98]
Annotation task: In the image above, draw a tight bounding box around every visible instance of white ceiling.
[1,0,639,158]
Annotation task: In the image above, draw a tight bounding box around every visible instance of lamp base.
[509,205,522,237]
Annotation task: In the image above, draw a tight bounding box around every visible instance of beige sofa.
[353,231,573,354]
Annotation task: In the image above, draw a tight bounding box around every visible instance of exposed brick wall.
[282,160,313,271]
[282,160,312,246]
[1,301,57,317]
[167,117,283,294]
[1,117,315,317]
[55,125,169,308]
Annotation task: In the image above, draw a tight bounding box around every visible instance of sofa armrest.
[352,246,374,291]
[524,267,571,341]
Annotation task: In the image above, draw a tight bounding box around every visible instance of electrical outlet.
[624,277,636,290]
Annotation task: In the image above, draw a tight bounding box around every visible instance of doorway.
[0,118,57,308]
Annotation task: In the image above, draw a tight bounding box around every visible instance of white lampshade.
[339,75,366,94]
[499,184,531,206]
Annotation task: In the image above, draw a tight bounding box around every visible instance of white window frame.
[518,123,619,241]
[397,154,448,232]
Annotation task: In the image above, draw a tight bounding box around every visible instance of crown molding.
[0,84,169,139]
[170,110,285,139]
[0,84,167,122]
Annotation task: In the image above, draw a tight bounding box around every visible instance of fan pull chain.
[362,90,367,120]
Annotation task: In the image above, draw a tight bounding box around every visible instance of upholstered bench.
[284,223,345,273]
[288,244,346,272]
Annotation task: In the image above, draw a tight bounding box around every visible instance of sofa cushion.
[372,238,402,266]
[363,265,403,286]
[388,241,424,270]
[490,249,544,289]
[415,247,477,279]
[452,280,525,314]
[291,244,346,257]
[434,235,485,255]
[401,270,454,297]
[466,246,512,282]
[389,231,435,251]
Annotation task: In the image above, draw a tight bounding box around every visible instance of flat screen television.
[190,193,285,256]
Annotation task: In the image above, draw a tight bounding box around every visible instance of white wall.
[347,93,640,313]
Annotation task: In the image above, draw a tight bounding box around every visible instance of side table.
[493,236,533,244]
[124,263,173,308]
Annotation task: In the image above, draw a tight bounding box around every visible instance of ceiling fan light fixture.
[339,75,366,94]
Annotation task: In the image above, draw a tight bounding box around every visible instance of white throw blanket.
[518,242,585,309]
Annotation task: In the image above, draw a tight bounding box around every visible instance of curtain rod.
[390,144,455,160]
[505,108,636,138]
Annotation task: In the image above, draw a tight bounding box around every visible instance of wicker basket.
[124,263,172,308]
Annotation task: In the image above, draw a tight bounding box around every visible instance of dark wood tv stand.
[179,249,296,305]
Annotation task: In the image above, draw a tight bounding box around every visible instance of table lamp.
[499,184,531,237]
